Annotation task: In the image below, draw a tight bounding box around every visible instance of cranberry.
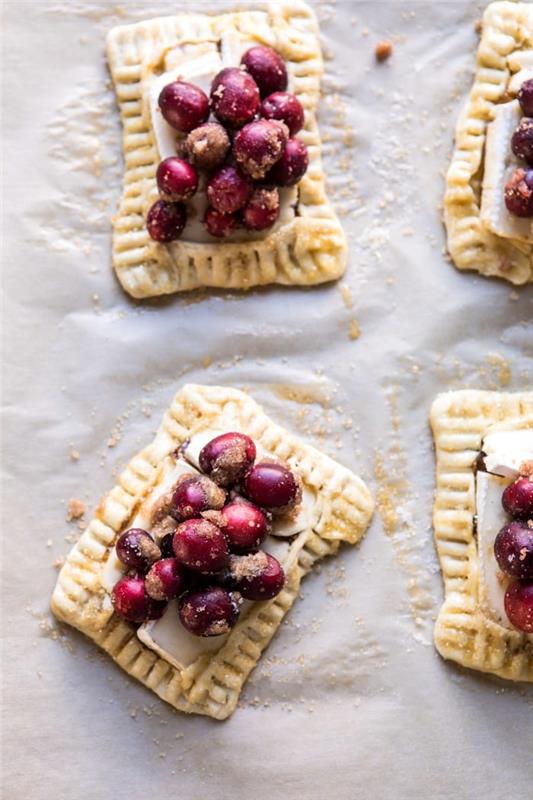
[158,81,209,132]
[171,475,226,520]
[145,558,187,601]
[178,586,241,636]
[502,477,533,518]
[242,187,280,231]
[268,138,309,187]
[494,521,533,580]
[146,200,187,242]
[518,79,533,117]
[511,119,533,164]
[233,119,288,180]
[173,518,229,573]
[261,92,304,136]
[116,528,161,572]
[111,576,165,623]
[184,122,230,170]
[159,532,175,558]
[241,46,288,98]
[504,581,533,633]
[244,462,300,511]
[199,432,256,487]
[204,207,238,238]
[156,157,198,202]
[228,552,285,600]
[220,500,269,552]
[210,67,260,128]
[206,165,252,214]
[504,168,533,217]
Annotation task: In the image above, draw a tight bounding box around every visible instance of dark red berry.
[206,165,253,214]
[511,118,533,164]
[145,558,188,601]
[156,157,198,202]
[173,518,229,573]
[116,528,161,572]
[204,207,238,238]
[494,521,533,580]
[233,119,288,180]
[502,477,533,519]
[504,581,533,633]
[158,81,209,132]
[228,552,285,600]
[504,168,533,217]
[241,46,288,98]
[146,200,187,242]
[199,432,256,487]
[184,122,230,170]
[171,475,226,520]
[518,79,533,117]
[220,500,269,552]
[111,576,165,623]
[178,586,241,636]
[268,138,309,187]
[242,187,280,231]
[210,67,260,128]
[244,462,300,511]
[261,92,304,136]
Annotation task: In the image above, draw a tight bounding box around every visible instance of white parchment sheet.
[2,1,532,798]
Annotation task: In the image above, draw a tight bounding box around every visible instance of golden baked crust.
[51,385,374,719]
[444,1,533,284]
[430,390,533,682]
[106,1,347,299]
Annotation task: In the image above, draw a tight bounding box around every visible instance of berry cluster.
[147,46,309,242]
[111,432,302,637]
[504,79,533,218]
[493,473,533,632]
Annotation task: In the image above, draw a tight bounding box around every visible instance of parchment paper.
[2,1,532,798]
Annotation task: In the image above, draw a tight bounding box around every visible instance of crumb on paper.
[348,319,361,340]
[375,40,393,62]
[69,449,80,461]
[67,498,86,521]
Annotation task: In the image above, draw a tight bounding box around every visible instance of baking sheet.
[2,1,532,798]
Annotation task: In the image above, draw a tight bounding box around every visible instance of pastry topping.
[210,67,260,128]
[244,462,301,512]
[156,157,198,202]
[172,518,229,573]
[494,520,533,580]
[374,40,393,62]
[111,576,165,623]
[204,207,238,238]
[219,499,270,552]
[227,551,285,600]
[146,199,187,242]
[170,474,226,519]
[502,476,533,518]
[240,46,288,98]
[116,528,161,572]
[511,118,533,164]
[178,586,242,637]
[242,187,280,231]
[261,92,305,136]
[184,122,230,170]
[504,581,533,633]
[158,80,209,133]
[233,119,288,179]
[504,168,533,218]
[199,431,256,487]
[518,78,533,117]
[268,138,309,187]
[145,558,187,602]
[206,165,253,214]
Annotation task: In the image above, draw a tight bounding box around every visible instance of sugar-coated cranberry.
[206,165,253,214]
[111,576,165,623]
[184,122,231,170]
[261,92,304,136]
[228,552,285,600]
[241,46,288,98]
[146,200,187,242]
[158,81,209,132]
[220,500,269,552]
[233,119,288,180]
[494,521,533,580]
[504,581,533,633]
[159,532,175,558]
[504,168,533,217]
[145,558,188,601]
[268,138,309,187]
[116,528,161,572]
[244,462,300,511]
[242,187,280,231]
[156,157,198,202]
[511,119,533,164]
[502,477,533,518]
[518,79,533,117]
[204,207,238,238]
[199,432,257,487]
[178,586,241,636]
[171,475,226,520]
[210,67,260,128]
[173,518,229,573]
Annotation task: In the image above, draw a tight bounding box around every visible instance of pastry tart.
[445,1,533,284]
[51,385,374,719]
[106,1,347,299]
[430,390,533,682]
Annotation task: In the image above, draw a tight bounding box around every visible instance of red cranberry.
[158,81,209,132]
[173,518,229,573]
[518,79,533,117]
[206,165,252,214]
[233,119,288,180]
[111,576,165,623]
[504,168,533,217]
[494,521,533,580]
[268,138,309,187]
[171,475,226,520]
[184,122,230,170]
[178,586,241,636]
[244,462,300,511]
[228,552,285,600]
[116,528,161,572]
[241,46,288,98]
[220,500,269,552]
[502,477,533,518]
[210,67,260,128]
[261,92,304,136]
[204,207,238,238]
[156,157,198,202]
[511,119,533,164]
[242,187,280,231]
[504,581,533,633]
[199,432,256,487]
[145,558,187,601]
[146,200,187,242]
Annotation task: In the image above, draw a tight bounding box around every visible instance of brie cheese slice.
[482,429,533,478]
[271,485,321,538]
[476,471,512,627]
[509,68,533,96]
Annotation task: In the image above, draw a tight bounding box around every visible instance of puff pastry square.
[106,1,347,299]
[430,390,533,682]
[444,1,533,284]
[51,385,374,719]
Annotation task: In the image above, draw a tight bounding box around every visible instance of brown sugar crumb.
[69,449,80,461]
[66,498,86,521]
[348,319,361,340]
[375,40,393,62]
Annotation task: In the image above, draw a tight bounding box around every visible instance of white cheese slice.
[476,471,513,627]
[271,485,320,538]
[509,68,533,96]
[482,429,533,478]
